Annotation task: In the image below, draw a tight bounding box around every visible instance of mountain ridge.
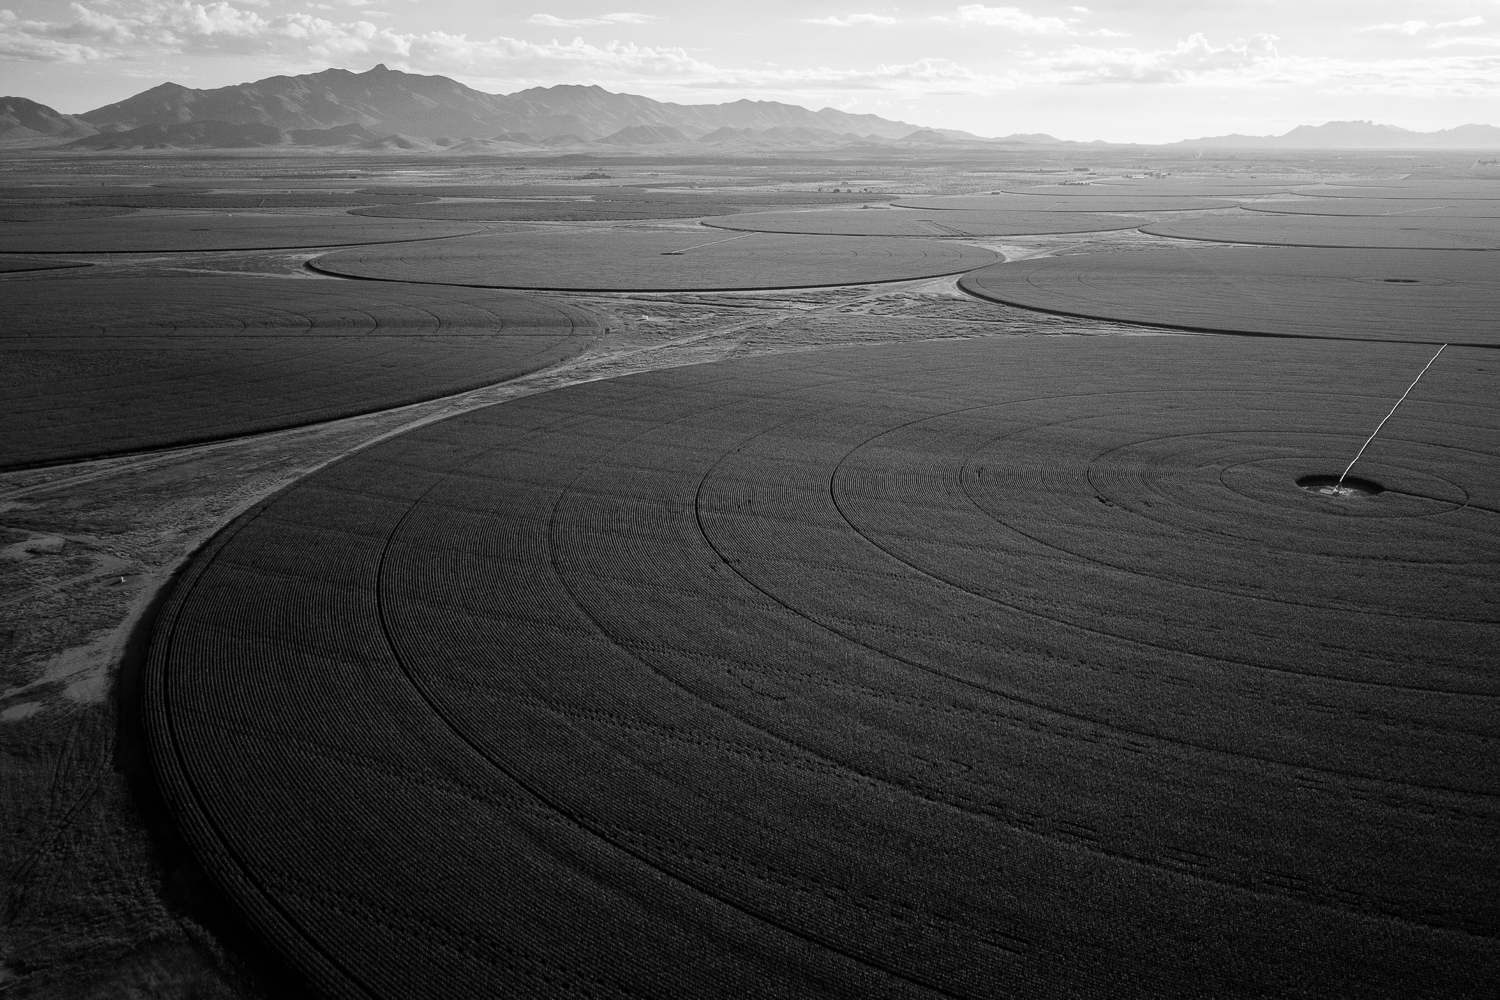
[5,67,1500,150]
[1176,119,1500,149]
[70,64,987,143]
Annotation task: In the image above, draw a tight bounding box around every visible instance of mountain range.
[3,66,1500,151]
[1176,119,1500,149]
[1,64,1001,151]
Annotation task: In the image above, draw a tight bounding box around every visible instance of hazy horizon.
[3,3,1499,144]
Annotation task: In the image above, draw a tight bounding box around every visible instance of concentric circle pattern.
[309,229,998,290]
[959,247,1500,345]
[0,214,481,253]
[698,208,1144,237]
[148,336,1499,1000]
[0,274,597,468]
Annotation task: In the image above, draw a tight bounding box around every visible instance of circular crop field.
[1043,179,1298,196]
[0,214,482,254]
[1245,199,1500,218]
[698,207,1143,236]
[1144,214,1500,250]
[350,200,743,222]
[310,230,999,290]
[960,247,1500,346]
[1291,181,1500,200]
[896,193,1239,212]
[147,335,1498,999]
[0,274,597,469]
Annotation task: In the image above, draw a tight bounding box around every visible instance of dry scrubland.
[1,147,1497,999]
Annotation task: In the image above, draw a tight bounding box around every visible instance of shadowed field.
[0,274,599,469]
[146,335,1498,1000]
[310,229,999,290]
[960,247,1500,345]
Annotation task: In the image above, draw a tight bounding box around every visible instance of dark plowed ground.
[147,335,1499,1000]
[1144,214,1500,250]
[960,247,1500,345]
[0,214,481,253]
[310,230,998,291]
[0,274,598,469]
[700,208,1143,237]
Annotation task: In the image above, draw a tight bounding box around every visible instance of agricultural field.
[0,274,598,469]
[310,229,1000,290]
[960,247,1500,345]
[0,214,483,253]
[2,149,1496,1000]
[895,193,1242,212]
[700,207,1145,237]
[1143,214,1500,249]
[146,335,1497,998]
[1244,198,1500,217]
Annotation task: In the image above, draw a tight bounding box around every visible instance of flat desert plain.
[1,151,1496,1000]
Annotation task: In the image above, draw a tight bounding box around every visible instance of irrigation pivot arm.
[1338,343,1447,487]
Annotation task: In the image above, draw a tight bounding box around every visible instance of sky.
[2,2,1499,141]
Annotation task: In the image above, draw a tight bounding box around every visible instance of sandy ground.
[0,237,1154,998]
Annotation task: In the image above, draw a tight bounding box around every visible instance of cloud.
[1036,33,1281,85]
[1430,34,1500,48]
[1367,17,1483,35]
[804,13,897,27]
[951,5,1072,34]
[528,12,656,27]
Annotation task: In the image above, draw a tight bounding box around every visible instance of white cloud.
[1089,28,1127,38]
[1431,34,1500,47]
[1367,17,1483,35]
[951,5,1072,34]
[804,13,898,27]
[528,12,656,27]
[1036,33,1281,85]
